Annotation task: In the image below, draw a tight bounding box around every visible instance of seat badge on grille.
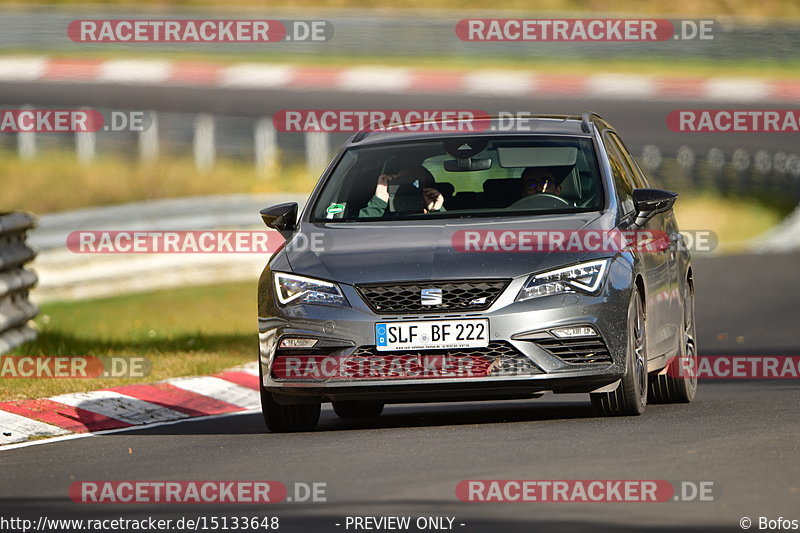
[420,288,443,306]
[470,296,488,305]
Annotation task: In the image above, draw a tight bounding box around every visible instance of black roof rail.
[352,113,595,142]
[581,111,603,133]
[351,119,384,143]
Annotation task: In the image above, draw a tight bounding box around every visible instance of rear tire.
[333,400,385,419]
[259,366,320,432]
[591,290,648,416]
[649,278,698,403]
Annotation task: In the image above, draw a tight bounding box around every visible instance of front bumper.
[257,261,633,404]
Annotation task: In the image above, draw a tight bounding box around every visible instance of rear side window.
[603,133,636,216]
[606,132,650,189]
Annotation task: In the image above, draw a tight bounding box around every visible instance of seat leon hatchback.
[256,113,698,432]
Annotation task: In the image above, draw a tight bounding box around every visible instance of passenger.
[359,166,445,217]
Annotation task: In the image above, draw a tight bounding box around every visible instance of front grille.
[271,341,542,381]
[535,337,612,365]
[357,279,509,313]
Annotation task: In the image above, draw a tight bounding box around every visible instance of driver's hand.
[423,187,444,213]
[375,173,395,202]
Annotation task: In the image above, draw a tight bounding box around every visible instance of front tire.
[259,366,320,432]
[591,290,648,416]
[649,278,698,403]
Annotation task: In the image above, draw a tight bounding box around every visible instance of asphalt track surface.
[1,82,799,154]
[0,252,798,532]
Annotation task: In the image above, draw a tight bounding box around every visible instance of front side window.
[311,136,604,222]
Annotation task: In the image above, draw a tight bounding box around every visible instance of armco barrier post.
[194,113,216,172]
[17,105,37,160]
[139,111,159,163]
[255,117,278,178]
[305,131,330,172]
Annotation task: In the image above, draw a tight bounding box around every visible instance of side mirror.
[260,202,298,239]
[632,188,677,215]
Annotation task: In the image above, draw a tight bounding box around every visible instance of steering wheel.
[509,193,571,210]
[578,194,598,208]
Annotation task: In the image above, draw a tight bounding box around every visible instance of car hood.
[281,212,615,285]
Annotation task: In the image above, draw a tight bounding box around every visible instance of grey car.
[256,113,697,432]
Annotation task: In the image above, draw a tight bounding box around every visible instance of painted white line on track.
[588,74,656,99]
[462,71,534,96]
[0,57,47,82]
[337,67,412,93]
[704,78,770,102]
[97,60,172,85]
[219,64,294,89]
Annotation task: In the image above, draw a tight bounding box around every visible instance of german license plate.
[375,319,489,352]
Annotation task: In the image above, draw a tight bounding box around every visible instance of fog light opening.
[279,337,319,349]
[550,326,598,338]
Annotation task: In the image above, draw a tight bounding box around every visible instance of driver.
[521,166,563,196]
[359,166,445,217]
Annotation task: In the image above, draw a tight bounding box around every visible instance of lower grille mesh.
[535,337,612,364]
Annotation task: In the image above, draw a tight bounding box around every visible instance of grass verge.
[3,282,256,401]
[673,192,788,253]
[0,150,318,214]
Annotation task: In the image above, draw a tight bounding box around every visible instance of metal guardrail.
[639,145,800,204]
[0,212,38,354]
[29,194,307,303]
[3,107,800,204]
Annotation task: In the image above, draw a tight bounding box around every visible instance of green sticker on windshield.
[326,203,345,214]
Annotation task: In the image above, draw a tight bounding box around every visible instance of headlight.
[273,272,349,307]
[516,259,610,301]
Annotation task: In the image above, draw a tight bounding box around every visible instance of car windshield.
[311,136,604,222]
